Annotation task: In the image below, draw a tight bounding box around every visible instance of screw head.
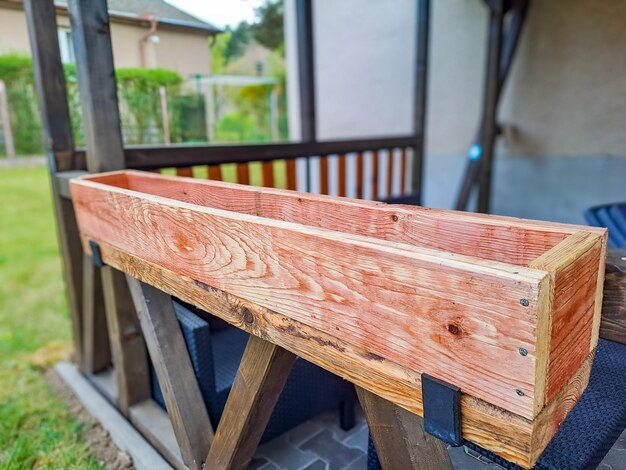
[516,389,525,397]
[520,298,530,307]
[519,347,528,356]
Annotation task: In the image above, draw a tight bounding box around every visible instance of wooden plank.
[530,231,606,403]
[261,161,274,187]
[84,242,571,468]
[205,336,296,469]
[286,159,297,190]
[208,165,222,181]
[599,248,626,344]
[81,254,110,373]
[88,171,600,267]
[338,154,347,197]
[400,147,408,194]
[236,163,250,186]
[319,156,329,195]
[130,399,185,470]
[357,386,452,470]
[371,151,379,200]
[386,149,394,199]
[73,179,552,418]
[24,0,84,364]
[101,266,151,415]
[176,167,193,178]
[356,152,364,199]
[127,279,213,470]
[67,0,125,172]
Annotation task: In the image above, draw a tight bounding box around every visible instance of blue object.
[151,301,357,444]
[368,339,626,470]
[584,202,626,248]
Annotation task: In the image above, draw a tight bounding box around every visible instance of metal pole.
[476,1,505,213]
[295,0,316,143]
[412,0,431,203]
[0,80,15,161]
[159,86,171,145]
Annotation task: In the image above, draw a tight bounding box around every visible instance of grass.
[0,166,100,469]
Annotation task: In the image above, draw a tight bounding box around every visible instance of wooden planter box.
[71,170,607,468]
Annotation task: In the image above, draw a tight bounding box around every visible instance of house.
[0,0,220,78]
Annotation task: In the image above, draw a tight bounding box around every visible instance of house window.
[57,28,75,64]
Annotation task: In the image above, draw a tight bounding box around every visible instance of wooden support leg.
[127,277,213,470]
[101,266,150,415]
[81,253,110,373]
[205,335,296,470]
[356,387,452,470]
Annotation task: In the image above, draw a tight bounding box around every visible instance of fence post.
[159,86,171,145]
[0,80,15,161]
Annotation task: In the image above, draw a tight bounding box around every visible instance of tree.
[251,0,284,51]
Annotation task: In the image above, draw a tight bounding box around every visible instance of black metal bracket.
[421,374,462,446]
[89,240,104,268]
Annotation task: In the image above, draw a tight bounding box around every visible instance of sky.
[166,0,264,28]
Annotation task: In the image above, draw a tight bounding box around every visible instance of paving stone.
[257,434,318,469]
[301,430,364,470]
[302,459,328,470]
[343,454,367,470]
[287,418,330,447]
[249,457,270,469]
[449,446,504,469]
[342,423,368,452]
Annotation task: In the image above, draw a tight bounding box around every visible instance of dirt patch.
[44,368,134,470]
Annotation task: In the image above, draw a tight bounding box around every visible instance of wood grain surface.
[72,176,551,418]
[530,231,606,403]
[84,170,600,266]
[599,249,626,344]
[83,241,601,469]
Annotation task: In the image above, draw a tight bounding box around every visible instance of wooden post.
[477,0,505,213]
[24,0,85,365]
[412,0,430,203]
[159,86,171,145]
[0,80,15,161]
[81,254,111,373]
[206,335,296,470]
[101,266,151,414]
[357,387,453,470]
[67,0,125,172]
[127,278,213,470]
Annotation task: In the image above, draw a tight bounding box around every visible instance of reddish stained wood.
[207,165,222,181]
[71,176,553,418]
[89,240,600,469]
[386,148,394,199]
[371,151,379,200]
[355,153,364,199]
[530,231,606,403]
[89,171,599,267]
[261,161,274,188]
[400,148,407,194]
[236,163,250,186]
[176,167,193,178]
[319,156,329,195]
[286,159,297,190]
[337,154,347,197]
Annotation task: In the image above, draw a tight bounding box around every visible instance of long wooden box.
[71,170,607,468]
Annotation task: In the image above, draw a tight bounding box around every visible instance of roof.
[54,0,220,34]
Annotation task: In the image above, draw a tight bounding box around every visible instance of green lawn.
[0,166,100,468]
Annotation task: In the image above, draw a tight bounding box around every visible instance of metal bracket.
[421,374,462,446]
[89,240,104,268]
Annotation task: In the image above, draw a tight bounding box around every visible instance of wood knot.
[447,323,461,335]
[392,214,399,222]
[241,307,254,325]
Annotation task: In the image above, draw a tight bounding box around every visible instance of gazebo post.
[65,0,150,407]
[24,0,84,367]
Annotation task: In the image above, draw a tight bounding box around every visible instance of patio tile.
[302,460,328,470]
[301,430,364,470]
[341,423,368,452]
[256,434,318,469]
[343,454,367,470]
